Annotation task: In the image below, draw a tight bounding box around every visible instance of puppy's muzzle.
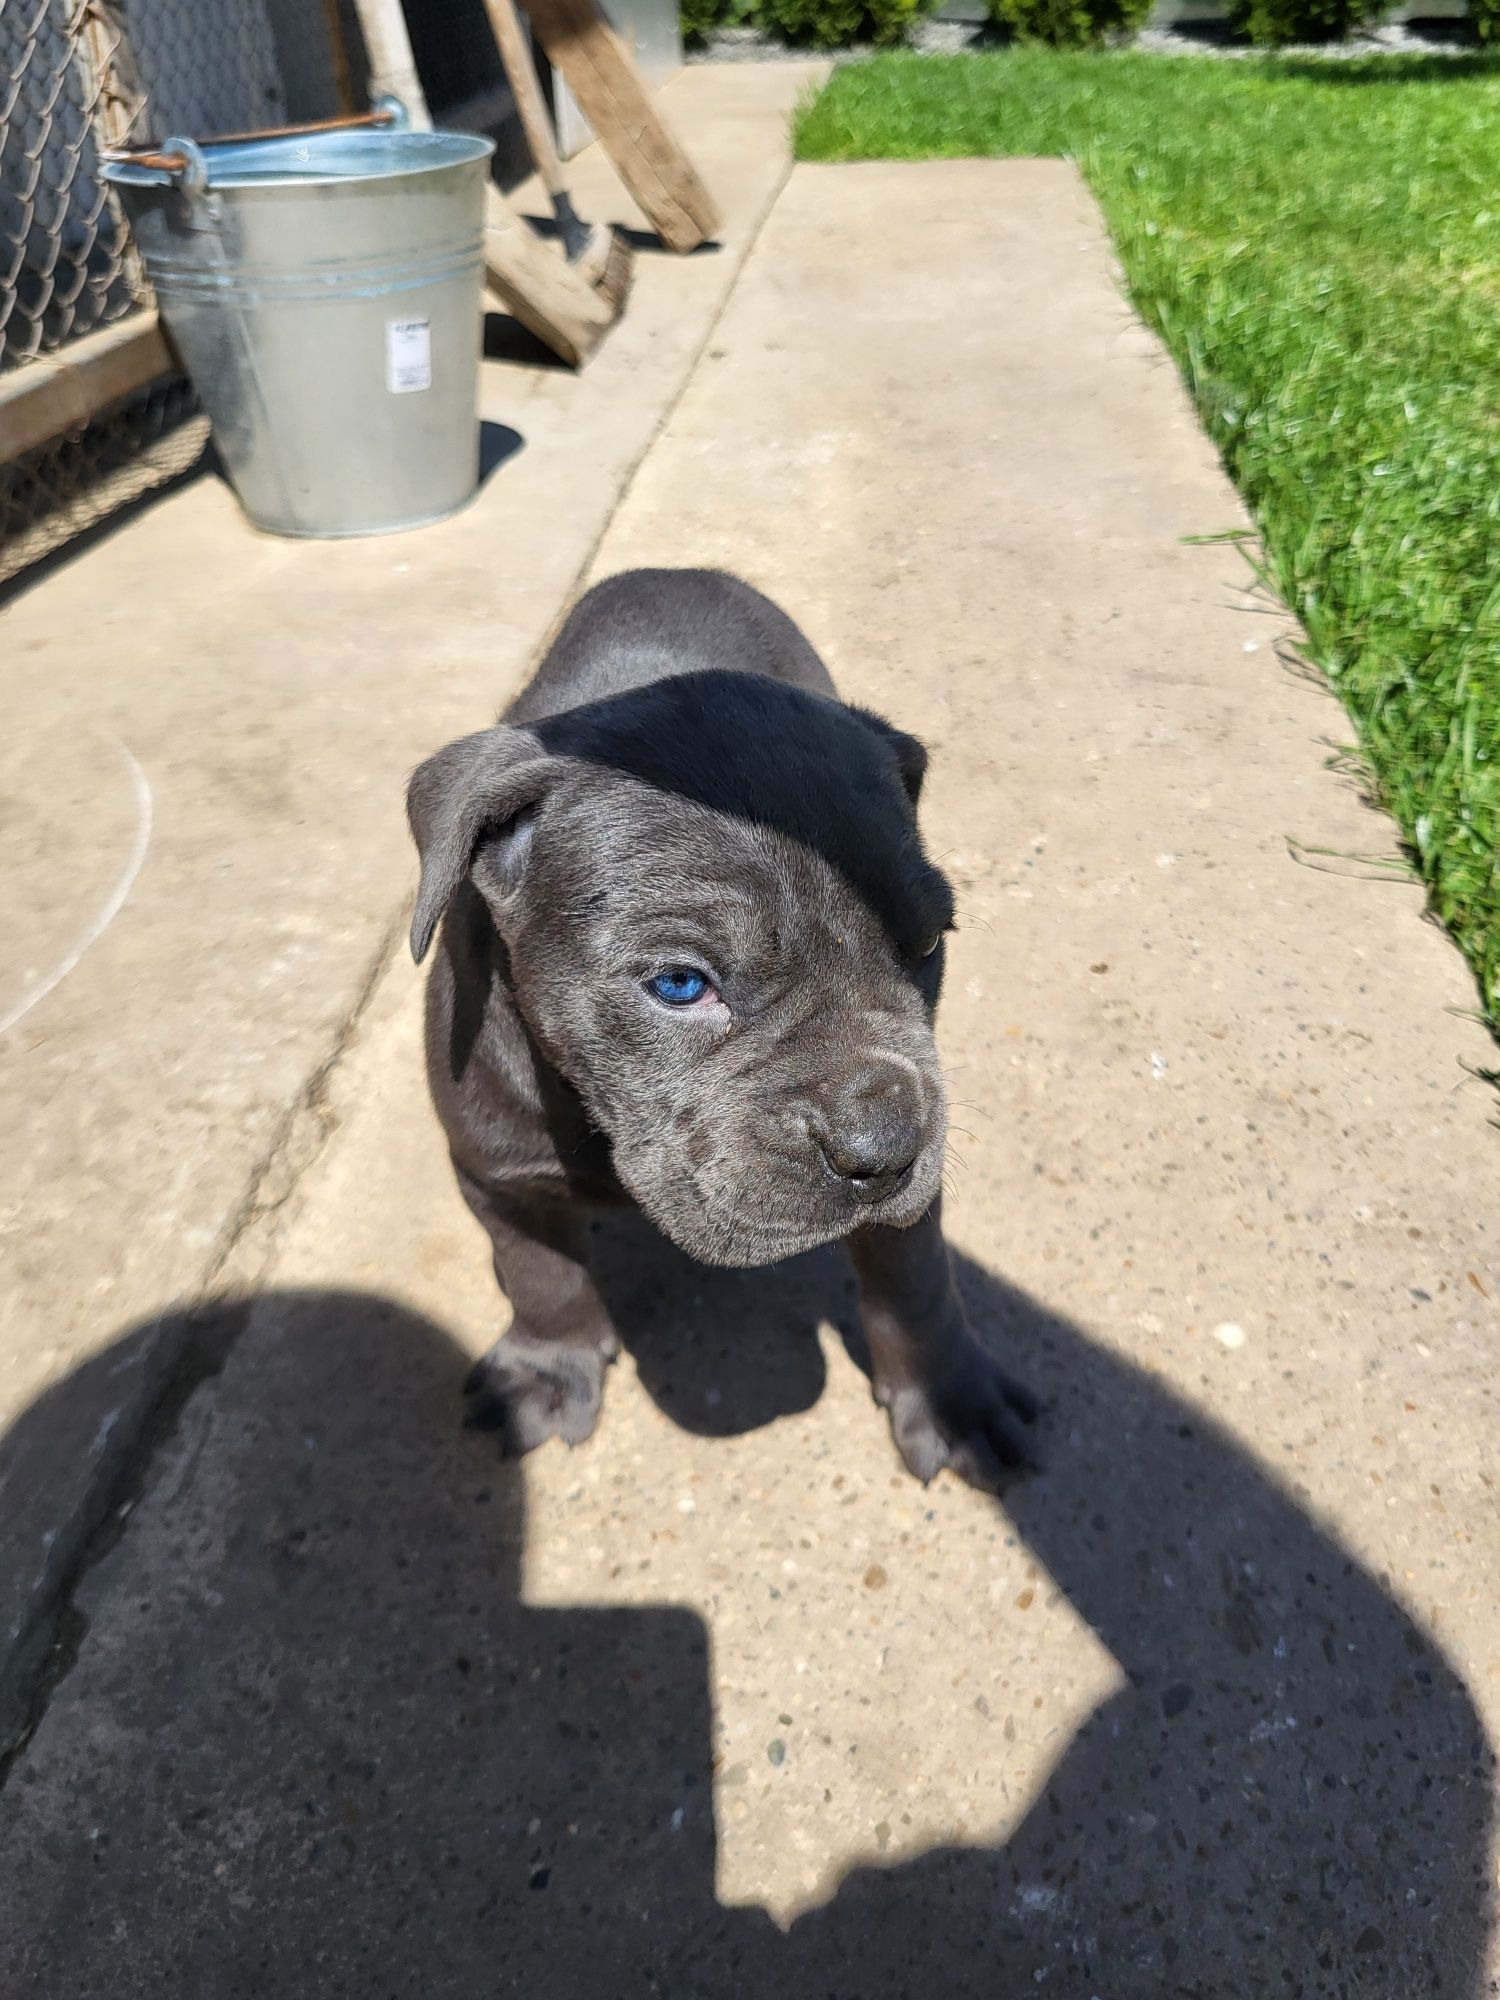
[809,1067,932,1207]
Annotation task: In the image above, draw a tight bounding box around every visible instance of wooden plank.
[79,0,148,148]
[348,0,434,130]
[481,188,617,368]
[0,314,176,465]
[520,0,719,254]
[77,0,152,313]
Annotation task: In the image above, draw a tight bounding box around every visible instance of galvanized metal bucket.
[105,105,495,538]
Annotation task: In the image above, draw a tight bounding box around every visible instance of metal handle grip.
[106,97,407,179]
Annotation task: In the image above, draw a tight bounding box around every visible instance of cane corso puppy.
[407,568,1036,1487]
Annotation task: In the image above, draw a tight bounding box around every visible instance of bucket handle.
[105,96,409,185]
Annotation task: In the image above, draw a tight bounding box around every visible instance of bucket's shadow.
[478,419,524,482]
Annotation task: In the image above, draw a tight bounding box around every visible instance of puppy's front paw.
[463,1331,614,1454]
[881,1340,1040,1491]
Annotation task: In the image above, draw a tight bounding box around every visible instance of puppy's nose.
[815,1105,923,1202]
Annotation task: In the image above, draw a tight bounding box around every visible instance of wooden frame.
[0,313,176,464]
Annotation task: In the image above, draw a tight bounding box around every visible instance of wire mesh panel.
[0,0,169,584]
[0,0,141,374]
[0,375,205,581]
[406,0,507,113]
[263,0,370,122]
[128,0,285,136]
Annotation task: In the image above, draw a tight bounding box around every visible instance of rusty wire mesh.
[0,0,358,587]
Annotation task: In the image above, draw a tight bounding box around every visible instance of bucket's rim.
[103,127,496,193]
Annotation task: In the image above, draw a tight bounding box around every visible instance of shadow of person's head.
[0,1272,1491,1996]
[784,1253,1496,1994]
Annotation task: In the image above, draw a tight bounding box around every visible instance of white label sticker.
[386,317,432,394]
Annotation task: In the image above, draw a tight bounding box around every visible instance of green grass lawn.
[798,52,1500,1025]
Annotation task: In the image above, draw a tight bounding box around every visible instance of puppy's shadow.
[587,1209,848,1435]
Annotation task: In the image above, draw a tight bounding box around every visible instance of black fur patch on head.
[532,671,953,963]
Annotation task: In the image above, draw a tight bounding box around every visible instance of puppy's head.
[408,672,954,1267]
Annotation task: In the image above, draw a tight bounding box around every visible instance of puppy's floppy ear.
[406,724,554,964]
[853,706,928,808]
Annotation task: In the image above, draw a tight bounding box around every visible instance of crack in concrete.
[201,916,404,1296]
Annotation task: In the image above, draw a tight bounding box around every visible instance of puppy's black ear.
[406,725,554,964]
[853,707,928,808]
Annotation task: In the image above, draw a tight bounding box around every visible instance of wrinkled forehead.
[543,769,952,962]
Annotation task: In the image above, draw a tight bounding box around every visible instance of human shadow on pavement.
[784,1254,1496,1997]
[0,1271,1490,1998]
[0,1288,773,1997]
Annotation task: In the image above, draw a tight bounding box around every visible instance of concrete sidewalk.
[2,135,1497,1998]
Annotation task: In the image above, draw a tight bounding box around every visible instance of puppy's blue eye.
[646,967,712,1007]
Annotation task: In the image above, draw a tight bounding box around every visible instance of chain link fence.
[1,0,137,375]
[0,0,366,587]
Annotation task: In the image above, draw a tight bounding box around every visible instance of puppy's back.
[506,568,835,726]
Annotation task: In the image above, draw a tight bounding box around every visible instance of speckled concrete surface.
[0,160,1495,1997]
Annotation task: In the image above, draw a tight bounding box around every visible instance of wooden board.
[482,188,617,368]
[349,0,433,130]
[0,314,176,466]
[520,0,719,254]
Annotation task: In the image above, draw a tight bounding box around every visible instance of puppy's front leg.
[455,1170,619,1454]
[848,1202,1039,1490]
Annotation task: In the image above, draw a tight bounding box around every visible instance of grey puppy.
[407,568,1037,1488]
